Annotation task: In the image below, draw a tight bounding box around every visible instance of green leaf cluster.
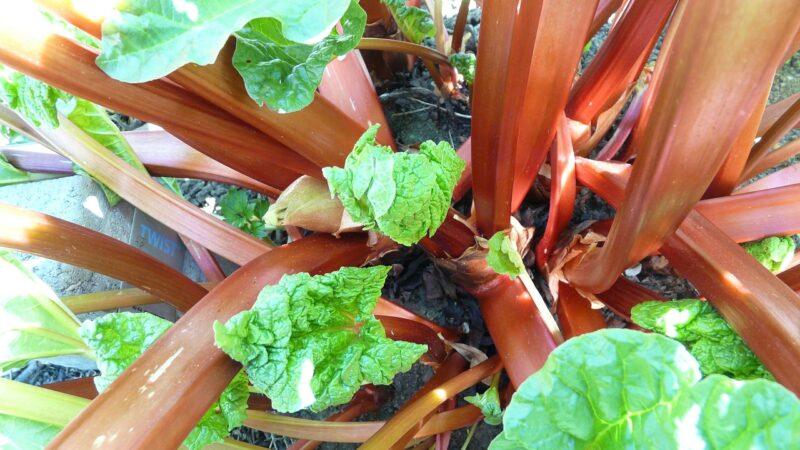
[80,312,248,450]
[486,231,525,280]
[631,299,772,380]
[214,266,427,413]
[97,0,363,112]
[218,187,271,240]
[323,124,465,245]
[232,1,367,112]
[491,329,800,449]
[381,0,435,44]
[0,251,89,372]
[0,71,69,128]
[742,235,795,272]
[465,384,503,426]
[449,52,477,85]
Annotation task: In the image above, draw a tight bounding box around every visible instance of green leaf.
[465,385,503,426]
[486,231,525,280]
[0,251,89,372]
[158,177,185,198]
[449,52,476,85]
[79,312,249,449]
[232,1,367,112]
[219,187,270,240]
[214,266,427,413]
[97,0,352,83]
[491,329,800,449]
[742,235,796,272]
[323,125,464,245]
[0,415,61,450]
[0,71,70,128]
[631,299,772,380]
[381,0,435,44]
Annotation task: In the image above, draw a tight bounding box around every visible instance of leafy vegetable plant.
[0,0,798,448]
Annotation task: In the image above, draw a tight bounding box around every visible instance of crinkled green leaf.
[449,52,476,85]
[0,71,69,128]
[322,125,464,245]
[486,231,525,280]
[491,329,800,449]
[79,312,249,450]
[381,0,435,44]
[97,0,352,83]
[232,1,366,112]
[465,385,503,426]
[0,251,89,372]
[214,266,427,413]
[219,187,270,240]
[632,299,772,380]
[742,235,796,272]
[79,312,172,392]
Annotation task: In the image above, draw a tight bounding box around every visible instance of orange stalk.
[567,0,676,124]
[62,284,216,314]
[536,113,576,267]
[735,163,800,195]
[757,93,800,137]
[555,283,607,339]
[0,204,208,311]
[743,95,800,178]
[319,51,396,148]
[471,0,541,234]
[510,0,599,212]
[566,0,800,293]
[595,87,646,161]
[180,236,226,283]
[47,234,374,449]
[596,277,665,321]
[35,117,272,266]
[739,138,800,182]
[357,38,451,65]
[779,264,800,293]
[588,0,624,40]
[450,0,471,53]
[452,138,472,202]
[360,356,502,449]
[0,131,281,197]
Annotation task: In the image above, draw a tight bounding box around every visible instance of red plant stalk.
[595,87,647,161]
[374,299,460,341]
[596,277,665,321]
[735,163,800,195]
[180,236,226,283]
[0,203,208,311]
[739,138,800,183]
[0,131,281,197]
[287,387,388,450]
[47,234,375,449]
[536,113,576,268]
[743,95,800,178]
[0,7,313,189]
[757,93,800,137]
[576,157,800,244]
[388,353,468,448]
[35,117,272,266]
[44,378,98,401]
[450,0,471,53]
[452,138,472,202]
[566,0,800,293]
[360,356,502,450]
[578,159,800,394]
[556,283,607,339]
[510,0,599,212]
[62,284,214,315]
[703,86,770,198]
[318,51,396,148]
[243,405,481,443]
[38,0,372,170]
[567,0,676,124]
[471,0,542,234]
[779,264,800,293]
[588,0,624,40]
